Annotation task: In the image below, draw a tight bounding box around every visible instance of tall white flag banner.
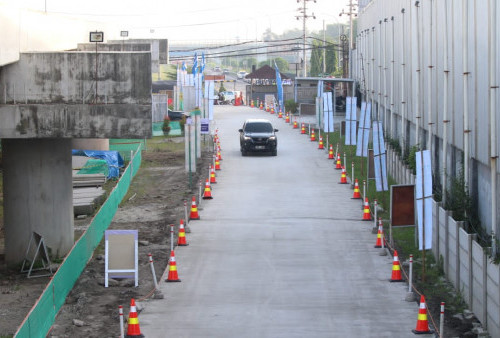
[416,150,433,250]
[345,97,357,145]
[322,92,334,132]
[356,102,371,157]
[317,80,324,98]
[373,121,389,191]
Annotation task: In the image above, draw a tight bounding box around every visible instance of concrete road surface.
[139,105,428,338]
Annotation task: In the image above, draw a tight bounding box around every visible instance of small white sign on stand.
[105,230,138,287]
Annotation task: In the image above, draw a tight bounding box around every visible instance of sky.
[17,0,351,42]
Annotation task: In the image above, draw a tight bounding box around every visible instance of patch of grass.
[147,136,185,152]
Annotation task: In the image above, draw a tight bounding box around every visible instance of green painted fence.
[15,142,143,338]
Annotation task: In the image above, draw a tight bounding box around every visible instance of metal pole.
[170,224,174,252]
[363,179,366,201]
[440,302,445,337]
[119,305,124,338]
[408,254,413,292]
[323,20,326,75]
[148,253,159,290]
[442,0,450,206]
[401,8,407,155]
[427,0,434,155]
[184,200,188,225]
[390,16,395,139]
[462,0,470,187]
[488,0,498,257]
[415,1,421,148]
[351,161,355,188]
[302,0,307,77]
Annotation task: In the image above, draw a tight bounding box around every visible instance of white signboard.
[416,150,433,250]
[322,92,334,132]
[345,96,357,145]
[105,230,138,287]
[356,102,371,157]
[373,121,388,191]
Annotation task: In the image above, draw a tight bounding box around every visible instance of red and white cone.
[165,250,181,282]
[301,123,306,134]
[390,250,403,282]
[310,129,316,141]
[177,219,188,246]
[189,196,200,220]
[125,298,144,337]
[318,135,324,149]
[352,179,362,199]
[339,166,348,184]
[202,178,213,199]
[374,219,384,248]
[293,120,298,129]
[362,197,372,221]
[210,165,217,184]
[335,153,342,169]
[328,144,334,159]
[412,295,433,334]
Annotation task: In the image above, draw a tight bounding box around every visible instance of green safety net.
[15,143,143,338]
[152,121,182,137]
[109,139,146,161]
[76,159,109,177]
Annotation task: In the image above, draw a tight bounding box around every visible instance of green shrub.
[162,117,171,135]
[285,99,298,114]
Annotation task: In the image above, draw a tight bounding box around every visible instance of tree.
[258,57,289,72]
[309,40,323,76]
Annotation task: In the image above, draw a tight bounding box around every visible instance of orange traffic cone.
[210,165,217,184]
[412,296,433,334]
[339,166,348,184]
[251,100,254,108]
[270,106,275,114]
[390,250,403,282]
[318,135,324,149]
[215,156,221,170]
[177,219,188,246]
[166,250,181,282]
[189,196,200,220]
[374,218,384,248]
[328,144,334,159]
[278,110,283,118]
[260,101,263,110]
[310,129,316,141]
[301,123,306,134]
[126,298,144,338]
[335,153,342,169]
[202,179,213,199]
[362,197,372,221]
[285,113,290,123]
[293,120,298,129]
[352,179,362,199]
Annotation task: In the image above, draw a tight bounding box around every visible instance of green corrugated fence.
[15,142,143,338]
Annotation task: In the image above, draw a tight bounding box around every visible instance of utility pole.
[295,0,316,77]
[339,0,358,78]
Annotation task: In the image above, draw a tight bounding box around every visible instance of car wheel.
[241,150,247,156]
[271,149,277,156]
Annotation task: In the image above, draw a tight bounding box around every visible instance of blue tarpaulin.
[72,150,124,178]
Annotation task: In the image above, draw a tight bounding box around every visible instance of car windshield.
[244,122,273,133]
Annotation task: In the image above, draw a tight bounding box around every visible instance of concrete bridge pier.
[3,139,73,266]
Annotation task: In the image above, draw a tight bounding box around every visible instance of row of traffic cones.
[278,112,434,335]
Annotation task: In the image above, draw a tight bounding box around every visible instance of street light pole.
[296,0,316,77]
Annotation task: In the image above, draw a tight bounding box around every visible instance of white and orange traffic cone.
[390,250,403,282]
[278,110,283,118]
[352,179,362,199]
[318,135,324,149]
[215,155,221,170]
[210,165,217,184]
[301,123,306,134]
[166,250,181,282]
[285,113,290,123]
[310,128,316,141]
[362,197,372,221]
[202,178,213,200]
[412,295,433,334]
[335,153,342,169]
[177,219,188,246]
[293,120,298,129]
[189,196,200,220]
[328,144,334,159]
[374,219,384,248]
[126,298,144,338]
[339,166,348,184]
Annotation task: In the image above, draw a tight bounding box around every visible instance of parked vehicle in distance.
[213,66,221,72]
[237,71,248,79]
[223,68,230,74]
[167,109,189,121]
[218,91,237,104]
[239,119,278,156]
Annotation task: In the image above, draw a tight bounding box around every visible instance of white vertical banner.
[322,92,334,132]
[372,121,389,191]
[416,150,433,250]
[204,80,216,120]
[345,96,358,145]
[317,80,324,98]
[356,102,371,157]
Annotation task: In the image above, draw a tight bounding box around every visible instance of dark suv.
[239,119,278,156]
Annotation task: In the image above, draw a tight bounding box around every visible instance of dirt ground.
[0,137,214,337]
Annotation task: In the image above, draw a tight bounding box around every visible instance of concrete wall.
[354,0,500,234]
[0,52,151,105]
[3,139,73,263]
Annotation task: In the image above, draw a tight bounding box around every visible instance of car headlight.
[244,136,251,140]
[268,136,276,140]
